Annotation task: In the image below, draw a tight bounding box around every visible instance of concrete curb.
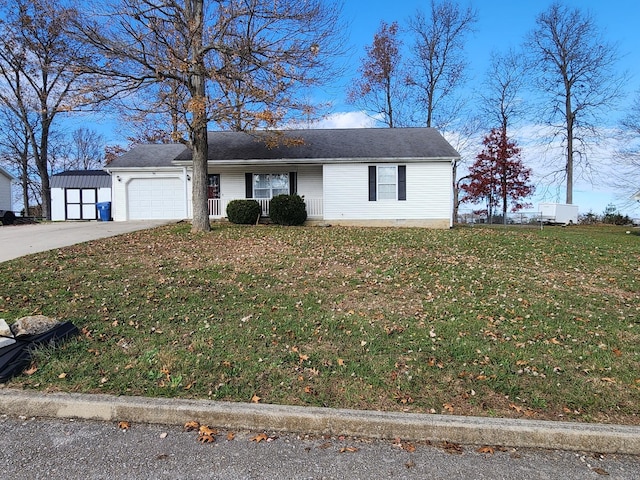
[1,389,639,455]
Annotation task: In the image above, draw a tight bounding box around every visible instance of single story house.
[51,170,112,221]
[106,128,460,228]
[0,166,14,217]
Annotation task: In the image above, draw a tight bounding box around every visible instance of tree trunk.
[452,160,459,225]
[191,125,210,232]
[187,0,210,233]
[565,83,574,205]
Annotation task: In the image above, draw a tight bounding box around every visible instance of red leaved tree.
[462,128,534,224]
[348,21,410,128]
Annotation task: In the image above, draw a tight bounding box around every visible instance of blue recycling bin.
[96,202,111,221]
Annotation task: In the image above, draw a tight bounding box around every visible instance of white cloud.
[311,111,378,129]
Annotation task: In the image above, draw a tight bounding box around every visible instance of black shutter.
[398,165,406,201]
[368,166,377,201]
[245,173,253,198]
[289,172,297,195]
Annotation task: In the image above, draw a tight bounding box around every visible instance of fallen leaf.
[339,446,359,453]
[443,403,454,413]
[592,467,609,475]
[199,426,218,436]
[58,372,67,379]
[198,434,215,444]
[441,441,463,454]
[183,421,200,431]
[402,443,416,453]
[601,377,616,383]
[299,354,309,362]
[318,442,332,449]
[24,365,38,376]
[612,348,622,357]
[337,358,345,366]
[251,433,269,443]
[118,421,131,430]
[226,432,235,441]
[476,446,495,455]
[509,403,524,413]
[251,394,261,403]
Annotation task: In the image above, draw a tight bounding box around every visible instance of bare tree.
[526,1,625,205]
[67,128,105,170]
[347,21,410,128]
[0,0,96,220]
[0,107,34,215]
[71,0,345,232]
[407,0,477,129]
[611,90,640,211]
[480,49,526,135]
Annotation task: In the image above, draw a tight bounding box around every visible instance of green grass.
[1,223,639,424]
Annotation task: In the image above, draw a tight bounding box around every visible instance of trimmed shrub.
[226,199,261,224]
[269,194,307,226]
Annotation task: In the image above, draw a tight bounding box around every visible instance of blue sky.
[76,1,640,216]
[330,0,640,216]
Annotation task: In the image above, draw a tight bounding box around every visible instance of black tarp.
[0,321,78,383]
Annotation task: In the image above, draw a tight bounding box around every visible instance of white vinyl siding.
[0,173,11,212]
[323,162,451,221]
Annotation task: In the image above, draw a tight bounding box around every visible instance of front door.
[208,174,221,216]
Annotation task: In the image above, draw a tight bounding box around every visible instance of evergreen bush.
[226,199,261,224]
[269,194,307,226]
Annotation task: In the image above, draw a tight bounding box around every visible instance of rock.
[10,315,61,337]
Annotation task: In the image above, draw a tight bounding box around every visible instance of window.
[377,166,397,200]
[245,173,295,199]
[369,165,406,201]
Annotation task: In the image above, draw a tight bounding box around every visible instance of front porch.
[208,197,323,219]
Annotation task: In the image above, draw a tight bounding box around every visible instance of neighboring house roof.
[51,170,112,189]
[0,165,15,180]
[108,128,460,168]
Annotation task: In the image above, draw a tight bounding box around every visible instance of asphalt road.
[0,220,173,262]
[0,415,638,480]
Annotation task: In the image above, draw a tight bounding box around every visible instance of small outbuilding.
[51,170,112,221]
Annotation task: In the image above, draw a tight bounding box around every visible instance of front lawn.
[1,223,638,424]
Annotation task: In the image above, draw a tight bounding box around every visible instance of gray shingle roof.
[107,128,460,168]
[107,144,188,168]
[51,170,112,188]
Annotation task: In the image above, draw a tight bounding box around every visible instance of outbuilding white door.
[127,178,185,220]
[66,188,97,220]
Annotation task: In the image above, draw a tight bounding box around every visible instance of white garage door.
[127,178,186,220]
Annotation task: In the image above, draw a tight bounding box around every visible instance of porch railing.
[208,197,323,219]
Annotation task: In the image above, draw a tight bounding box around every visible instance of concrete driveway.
[0,220,175,263]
